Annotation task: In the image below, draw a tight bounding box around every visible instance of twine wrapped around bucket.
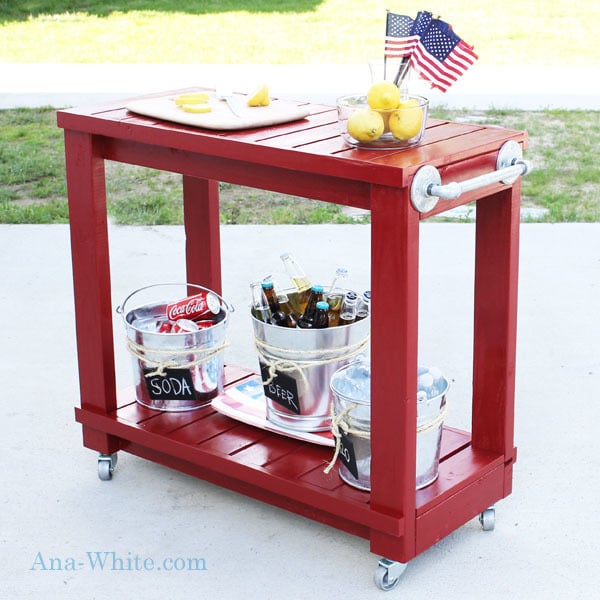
[254,334,370,387]
[323,400,449,474]
[125,337,229,378]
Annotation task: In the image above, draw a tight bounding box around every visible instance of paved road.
[2,223,600,599]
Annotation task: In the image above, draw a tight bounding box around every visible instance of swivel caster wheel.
[374,558,407,591]
[98,453,118,481]
[479,506,495,531]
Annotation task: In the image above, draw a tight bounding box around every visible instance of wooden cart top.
[57,89,527,215]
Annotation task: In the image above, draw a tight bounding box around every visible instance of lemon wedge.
[247,84,270,107]
[173,92,210,106]
[180,103,212,114]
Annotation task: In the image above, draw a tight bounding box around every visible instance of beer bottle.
[280,252,311,313]
[325,266,348,327]
[278,292,300,323]
[261,280,295,328]
[250,280,271,323]
[314,301,330,329]
[339,291,358,326]
[297,284,325,329]
[355,290,371,321]
[327,266,349,294]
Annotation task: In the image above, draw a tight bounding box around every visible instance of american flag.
[385,11,433,58]
[384,12,418,58]
[409,19,478,92]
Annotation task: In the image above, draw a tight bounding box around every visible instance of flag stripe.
[455,40,478,64]
[384,35,419,58]
[410,48,457,92]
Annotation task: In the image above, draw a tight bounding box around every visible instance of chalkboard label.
[259,362,301,415]
[338,430,359,479]
[143,368,197,401]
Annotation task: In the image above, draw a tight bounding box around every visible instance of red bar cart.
[57,91,527,590]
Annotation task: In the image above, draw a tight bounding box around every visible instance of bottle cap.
[261,280,274,289]
[316,301,329,310]
[312,284,324,293]
[345,291,358,300]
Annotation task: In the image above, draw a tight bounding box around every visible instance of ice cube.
[418,372,434,391]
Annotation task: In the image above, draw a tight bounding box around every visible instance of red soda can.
[172,318,200,333]
[157,319,174,333]
[194,320,215,330]
[166,292,220,322]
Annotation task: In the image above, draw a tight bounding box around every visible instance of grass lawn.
[1,106,598,225]
[1,1,599,66]
[1,1,598,224]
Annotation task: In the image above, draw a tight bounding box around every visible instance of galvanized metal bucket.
[252,297,370,432]
[117,283,233,412]
[329,361,449,490]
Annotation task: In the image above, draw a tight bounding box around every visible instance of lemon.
[347,109,384,143]
[180,103,212,114]
[173,92,209,106]
[247,83,270,107]
[388,99,424,140]
[367,81,401,110]
[376,109,392,133]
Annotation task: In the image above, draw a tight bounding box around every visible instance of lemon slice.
[247,83,270,107]
[173,92,210,106]
[180,103,212,114]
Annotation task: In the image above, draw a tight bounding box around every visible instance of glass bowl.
[337,94,429,149]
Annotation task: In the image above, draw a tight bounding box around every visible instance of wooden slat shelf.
[75,368,502,543]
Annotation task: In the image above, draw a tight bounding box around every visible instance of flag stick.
[384,8,390,80]
[393,58,410,86]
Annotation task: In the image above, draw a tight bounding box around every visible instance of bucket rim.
[117,282,234,318]
[330,361,450,405]
[330,359,372,405]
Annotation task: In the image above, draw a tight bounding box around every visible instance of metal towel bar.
[410,140,533,213]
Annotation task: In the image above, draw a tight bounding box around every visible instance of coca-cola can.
[166,292,220,322]
[194,319,215,330]
[157,319,174,334]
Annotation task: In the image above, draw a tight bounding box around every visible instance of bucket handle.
[116,282,235,316]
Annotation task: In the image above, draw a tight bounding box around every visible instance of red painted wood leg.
[183,176,222,294]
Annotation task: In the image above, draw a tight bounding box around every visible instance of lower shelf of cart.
[75,366,507,551]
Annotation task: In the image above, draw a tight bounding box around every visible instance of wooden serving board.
[126,91,311,131]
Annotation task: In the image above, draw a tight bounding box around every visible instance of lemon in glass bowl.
[337,94,428,149]
[346,109,385,143]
